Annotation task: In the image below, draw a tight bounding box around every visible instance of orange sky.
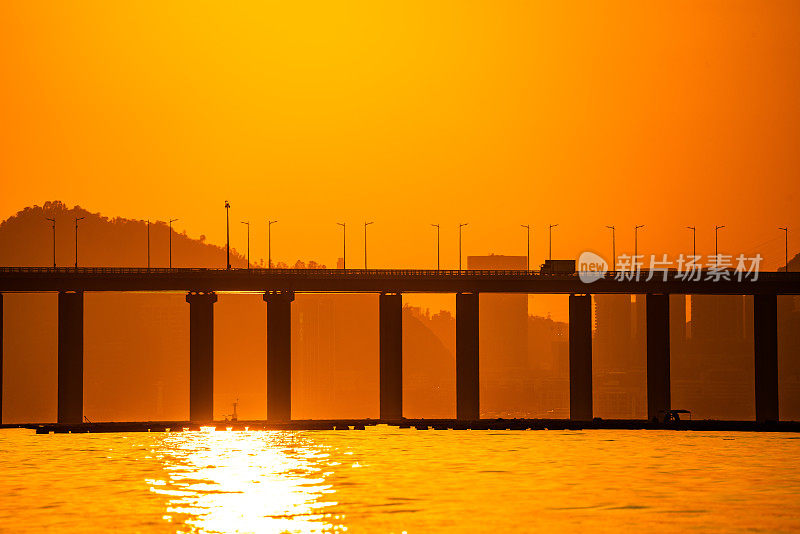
[2,1,799,276]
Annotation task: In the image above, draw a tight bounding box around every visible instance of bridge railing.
[0,266,547,276]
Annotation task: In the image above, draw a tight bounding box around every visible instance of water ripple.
[1,428,800,532]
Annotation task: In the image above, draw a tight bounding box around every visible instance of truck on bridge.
[540,259,576,274]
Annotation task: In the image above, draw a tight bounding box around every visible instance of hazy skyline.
[3,202,799,424]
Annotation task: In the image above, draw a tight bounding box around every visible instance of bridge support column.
[754,294,778,422]
[58,291,84,424]
[0,293,3,424]
[646,294,671,422]
[379,293,403,420]
[569,294,593,421]
[264,291,294,422]
[186,291,217,422]
[456,292,479,420]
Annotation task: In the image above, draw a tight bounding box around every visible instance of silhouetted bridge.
[1,267,799,426]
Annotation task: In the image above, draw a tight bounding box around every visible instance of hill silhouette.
[0,201,245,268]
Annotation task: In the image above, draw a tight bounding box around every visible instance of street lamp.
[224,201,231,270]
[46,217,56,268]
[779,227,789,272]
[459,223,468,270]
[74,216,85,268]
[337,222,346,269]
[364,221,374,269]
[605,225,615,269]
[521,224,531,270]
[634,224,645,258]
[241,221,250,269]
[268,220,278,269]
[548,224,558,260]
[147,219,151,270]
[715,225,725,257]
[169,218,179,268]
[686,226,696,257]
[431,224,440,270]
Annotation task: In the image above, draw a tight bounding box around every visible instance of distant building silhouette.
[691,295,747,343]
[592,294,645,418]
[672,295,755,420]
[402,306,456,418]
[527,315,570,418]
[467,255,530,417]
[292,294,379,419]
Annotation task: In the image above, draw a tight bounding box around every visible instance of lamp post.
[224,201,231,270]
[364,221,373,269]
[521,224,531,270]
[337,222,346,269]
[169,218,178,268]
[459,223,468,270]
[779,227,788,272]
[686,226,696,257]
[605,225,615,269]
[74,216,85,268]
[634,224,645,258]
[241,221,250,269]
[147,219,151,270]
[431,224,440,270]
[548,224,558,260]
[46,217,56,268]
[268,220,278,269]
[715,225,725,257]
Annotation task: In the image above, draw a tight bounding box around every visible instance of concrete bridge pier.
[646,294,671,422]
[754,293,779,422]
[186,291,217,422]
[379,293,403,420]
[0,293,3,424]
[569,294,593,421]
[58,291,84,424]
[264,291,294,422]
[456,292,479,420]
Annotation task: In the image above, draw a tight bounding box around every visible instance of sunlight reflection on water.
[2,427,800,533]
[149,430,343,533]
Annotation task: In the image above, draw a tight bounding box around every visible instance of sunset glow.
[2,3,800,533]
[2,2,798,271]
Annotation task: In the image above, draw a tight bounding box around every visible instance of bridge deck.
[1,267,799,294]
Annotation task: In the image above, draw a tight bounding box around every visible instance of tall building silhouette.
[292,294,379,419]
[527,315,570,418]
[592,294,646,418]
[594,294,633,367]
[675,295,755,420]
[691,295,747,343]
[467,255,529,417]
